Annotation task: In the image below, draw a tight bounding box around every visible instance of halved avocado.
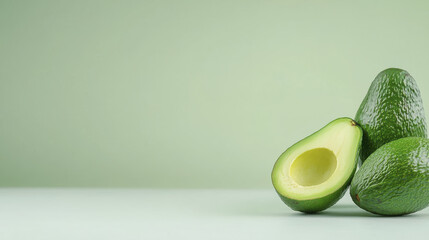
[271,118,362,213]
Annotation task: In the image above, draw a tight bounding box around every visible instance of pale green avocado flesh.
[272,118,362,213]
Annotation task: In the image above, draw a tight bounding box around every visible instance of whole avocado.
[350,137,429,216]
[355,68,427,165]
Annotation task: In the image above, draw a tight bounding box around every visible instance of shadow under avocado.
[228,200,429,218]
[293,204,429,218]
[300,203,376,217]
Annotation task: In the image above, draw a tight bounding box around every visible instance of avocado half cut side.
[271,118,362,213]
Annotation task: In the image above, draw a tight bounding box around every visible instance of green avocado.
[350,137,429,216]
[355,68,427,165]
[272,118,362,213]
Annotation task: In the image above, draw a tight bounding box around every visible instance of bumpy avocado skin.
[277,164,356,213]
[355,68,427,165]
[350,137,429,216]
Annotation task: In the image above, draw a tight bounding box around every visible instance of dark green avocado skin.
[355,68,427,165]
[350,137,429,216]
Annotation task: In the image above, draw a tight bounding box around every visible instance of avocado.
[271,118,362,213]
[350,137,429,216]
[355,68,427,165]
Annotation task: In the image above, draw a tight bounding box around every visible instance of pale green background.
[1,0,429,188]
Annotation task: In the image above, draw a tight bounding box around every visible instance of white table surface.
[0,188,427,240]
